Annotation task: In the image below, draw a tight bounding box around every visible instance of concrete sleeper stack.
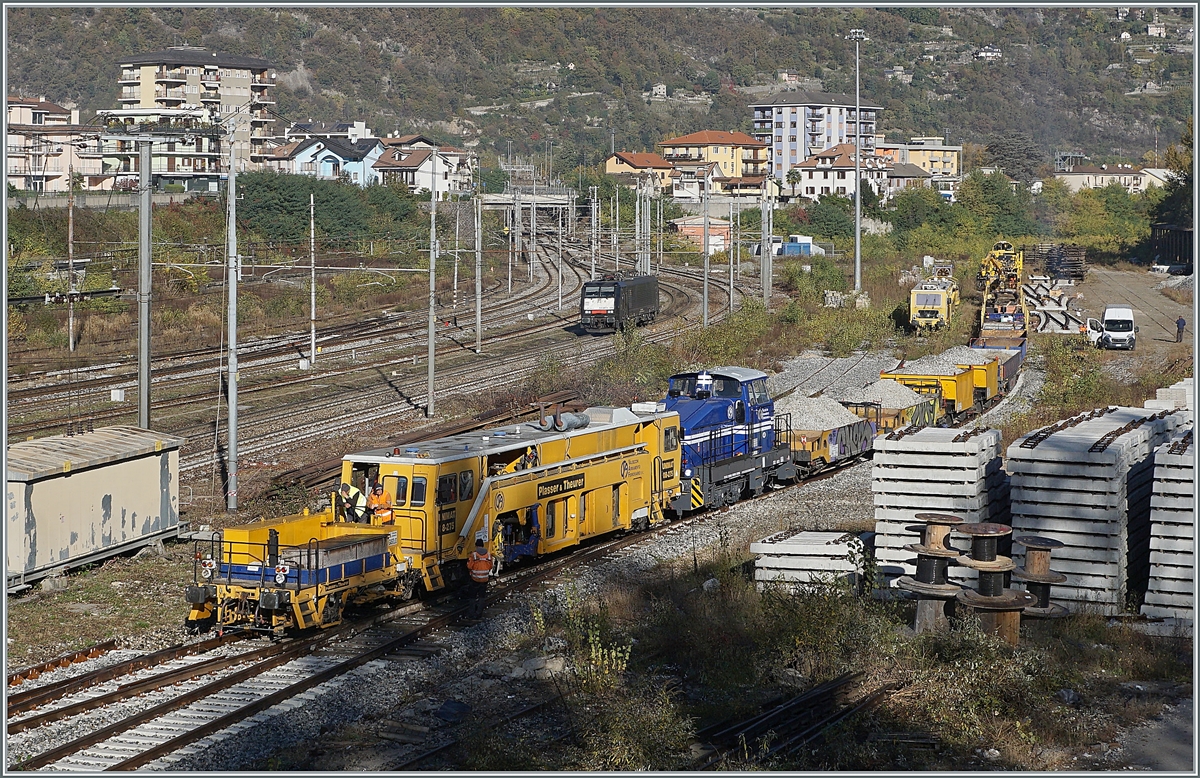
[872,427,1009,588]
[751,530,873,588]
[1007,407,1187,615]
[1142,430,1194,627]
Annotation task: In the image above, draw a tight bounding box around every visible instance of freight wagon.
[842,395,942,434]
[580,274,660,333]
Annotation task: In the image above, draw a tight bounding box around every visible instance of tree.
[785,168,801,198]
[1153,116,1193,227]
[985,132,1045,185]
[808,196,854,239]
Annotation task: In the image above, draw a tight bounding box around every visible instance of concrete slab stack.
[872,427,1008,588]
[1143,377,1194,417]
[1007,407,1188,615]
[751,530,872,586]
[1142,430,1194,625]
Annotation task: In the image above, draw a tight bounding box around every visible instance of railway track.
[5,517,694,772]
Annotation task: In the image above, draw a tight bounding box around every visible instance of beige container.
[6,426,185,592]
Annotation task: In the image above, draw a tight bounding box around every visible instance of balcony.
[155,68,186,83]
[8,163,63,175]
[200,90,221,102]
[249,109,273,122]
[201,72,220,85]
[251,76,275,86]
[119,70,141,84]
[251,90,275,105]
[156,88,186,102]
[119,89,141,103]
[662,151,703,162]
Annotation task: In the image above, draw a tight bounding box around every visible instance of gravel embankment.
[156,462,876,771]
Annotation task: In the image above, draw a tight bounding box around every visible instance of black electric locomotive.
[580,274,660,333]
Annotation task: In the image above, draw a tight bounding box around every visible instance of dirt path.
[1075,268,1192,373]
[1114,697,1194,771]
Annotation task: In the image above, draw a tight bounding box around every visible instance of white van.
[1086,305,1138,350]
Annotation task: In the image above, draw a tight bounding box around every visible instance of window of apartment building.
[775,122,783,128]
[837,187,846,194]
[790,121,797,128]
[822,172,829,180]
[806,186,815,194]
[807,171,814,179]
[837,171,846,179]
[31,112,44,125]
[821,186,830,194]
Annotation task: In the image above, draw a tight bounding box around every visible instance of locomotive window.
[545,500,556,538]
[713,379,741,398]
[384,476,408,506]
[411,477,427,507]
[748,380,771,406]
[664,425,679,452]
[459,470,474,502]
[436,474,458,505]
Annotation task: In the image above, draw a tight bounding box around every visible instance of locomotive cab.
[663,367,794,512]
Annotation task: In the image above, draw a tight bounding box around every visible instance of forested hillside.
[6,7,1192,170]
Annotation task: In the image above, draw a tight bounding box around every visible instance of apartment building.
[6,96,101,192]
[1054,163,1146,195]
[874,135,962,178]
[604,151,677,194]
[656,130,768,199]
[748,91,882,182]
[112,46,276,170]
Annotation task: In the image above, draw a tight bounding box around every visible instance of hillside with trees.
[6,7,1192,174]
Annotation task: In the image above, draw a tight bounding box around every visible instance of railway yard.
[4,230,1195,771]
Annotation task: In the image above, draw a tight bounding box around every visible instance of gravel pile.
[139,461,877,772]
[1156,274,1194,290]
[834,379,923,408]
[769,352,900,400]
[903,345,998,375]
[775,394,864,430]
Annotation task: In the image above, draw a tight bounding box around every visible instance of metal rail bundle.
[693,672,898,769]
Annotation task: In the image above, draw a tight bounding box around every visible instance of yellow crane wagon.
[186,404,683,634]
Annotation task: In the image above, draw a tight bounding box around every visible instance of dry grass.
[1160,286,1193,305]
[567,548,1194,772]
[6,543,195,666]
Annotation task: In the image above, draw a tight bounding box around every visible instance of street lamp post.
[846,27,868,293]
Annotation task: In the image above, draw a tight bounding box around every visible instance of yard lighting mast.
[427,151,437,418]
[309,193,316,365]
[702,167,710,327]
[225,140,239,511]
[846,27,868,293]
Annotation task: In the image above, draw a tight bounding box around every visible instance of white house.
[264,137,385,186]
[790,143,890,201]
[1054,163,1146,194]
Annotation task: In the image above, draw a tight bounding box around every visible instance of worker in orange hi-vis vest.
[367,484,393,525]
[465,539,494,619]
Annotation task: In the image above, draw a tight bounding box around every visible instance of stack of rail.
[872,427,1009,588]
[751,530,872,587]
[1142,430,1194,626]
[1007,407,1188,615]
